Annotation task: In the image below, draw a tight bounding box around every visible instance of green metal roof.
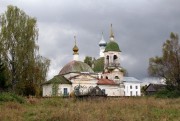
[59,61,94,75]
[104,41,121,52]
[43,75,71,85]
[93,57,104,72]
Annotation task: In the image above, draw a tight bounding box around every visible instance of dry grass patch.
[0,97,180,121]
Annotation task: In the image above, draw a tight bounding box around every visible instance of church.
[42,25,141,97]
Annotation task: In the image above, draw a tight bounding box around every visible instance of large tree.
[0,58,7,90]
[0,5,50,96]
[148,32,180,90]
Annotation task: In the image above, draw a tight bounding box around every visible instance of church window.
[113,55,117,60]
[106,56,109,65]
[106,55,109,59]
[113,55,118,62]
[115,76,119,79]
[106,76,108,79]
[63,88,68,96]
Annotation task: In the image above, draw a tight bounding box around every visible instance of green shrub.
[0,92,25,103]
[155,89,180,98]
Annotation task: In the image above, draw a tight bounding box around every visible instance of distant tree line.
[0,5,50,96]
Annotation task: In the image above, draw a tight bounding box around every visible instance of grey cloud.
[1,0,180,80]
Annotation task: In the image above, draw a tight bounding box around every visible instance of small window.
[102,89,105,94]
[130,85,132,89]
[136,86,138,89]
[64,88,68,96]
[113,55,117,60]
[106,56,109,59]
[115,76,119,79]
[136,91,138,96]
[106,76,108,79]
[130,91,132,96]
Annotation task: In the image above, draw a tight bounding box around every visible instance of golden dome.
[73,36,79,54]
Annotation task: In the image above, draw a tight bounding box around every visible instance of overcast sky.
[1,0,180,80]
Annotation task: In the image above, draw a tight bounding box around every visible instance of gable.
[145,84,166,92]
[145,84,156,92]
[73,74,98,81]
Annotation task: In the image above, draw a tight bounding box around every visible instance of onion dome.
[104,41,121,52]
[99,32,107,47]
[104,24,121,52]
[73,36,79,55]
[59,61,94,75]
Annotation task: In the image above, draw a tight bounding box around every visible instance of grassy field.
[0,97,180,121]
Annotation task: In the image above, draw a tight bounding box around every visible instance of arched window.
[106,55,109,65]
[115,76,119,79]
[113,55,118,62]
[106,76,108,79]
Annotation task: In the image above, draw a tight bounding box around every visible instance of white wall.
[42,84,72,97]
[124,82,141,96]
[99,85,123,96]
[57,84,72,96]
[43,84,52,97]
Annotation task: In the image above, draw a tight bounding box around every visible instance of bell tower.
[104,24,121,69]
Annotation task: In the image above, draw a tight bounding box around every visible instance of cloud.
[1,0,180,80]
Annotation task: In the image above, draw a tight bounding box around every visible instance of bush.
[0,92,25,103]
[155,89,180,98]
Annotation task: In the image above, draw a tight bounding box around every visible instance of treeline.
[148,32,180,97]
[0,5,50,96]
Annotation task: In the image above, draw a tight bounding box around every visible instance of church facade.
[42,25,141,97]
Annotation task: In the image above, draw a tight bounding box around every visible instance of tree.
[148,32,180,90]
[0,5,50,96]
[84,56,93,67]
[0,59,6,90]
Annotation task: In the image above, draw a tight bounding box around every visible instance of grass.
[0,92,25,103]
[0,97,180,121]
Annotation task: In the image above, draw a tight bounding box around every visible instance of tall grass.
[0,97,180,121]
[0,92,25,103]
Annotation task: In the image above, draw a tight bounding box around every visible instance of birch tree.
[0,5,50,96]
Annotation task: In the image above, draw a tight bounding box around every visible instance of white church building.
[42,25,141,97]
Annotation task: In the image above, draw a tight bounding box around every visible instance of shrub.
[0,92,25,103]
[155,89,180,98]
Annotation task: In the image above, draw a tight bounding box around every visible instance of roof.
[104,41,121,52]
[145,83,166,92]
[68,73,97,80]
[123,77,141,83]
[43,75,71,85]
[93,57,104,72]
[97,78,118,85]
[59,60,94,75]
